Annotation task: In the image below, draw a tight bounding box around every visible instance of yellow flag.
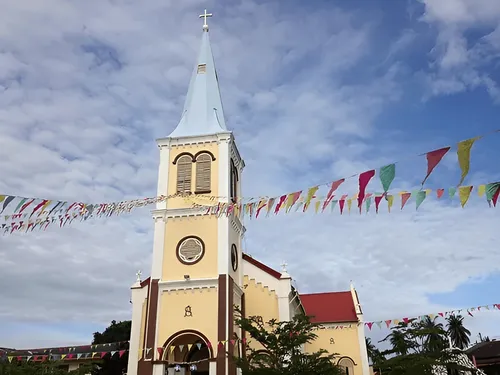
[314,200,321,213]
[61,354,67,360]
[170,346,175,353]
[387,195,394,212]
[459,186,473,208]
[187,344,193,352]
[303,186,319,211]
[7,357,13,363]
[478,184,486,197]
[457,137,480,185]
[393,319,400,325]
[0,195,5,204]
[425,189,432,195]
[347,199,352,213]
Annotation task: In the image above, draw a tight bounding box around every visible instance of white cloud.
[419,0,500,101]
[0,0,498,350]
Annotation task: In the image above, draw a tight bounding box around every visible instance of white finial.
[136,270,142,282]
[281,261,288,273]
[199,9,213,31]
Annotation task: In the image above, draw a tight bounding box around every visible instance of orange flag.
[401,192,411,210]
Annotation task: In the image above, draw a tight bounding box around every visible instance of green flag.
[486,182,500,201]
[379,164,396,193]
[365,196,372,213]
[449,187,456,198]
[415,190,427,210]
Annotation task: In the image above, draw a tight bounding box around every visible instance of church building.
[127,12,370,375]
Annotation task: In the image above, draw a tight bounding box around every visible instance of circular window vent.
[177,237,204,264]
[231,244,238,271]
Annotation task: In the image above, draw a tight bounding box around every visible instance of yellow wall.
[162,215,218,280]
[157,288,219,349]
[138,300,147,360]
[167,143,220,210]
[242,276,279,351]
[306,326,365,375]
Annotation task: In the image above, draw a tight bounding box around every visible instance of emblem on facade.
[184,305,193,317]
[330,338,335,344]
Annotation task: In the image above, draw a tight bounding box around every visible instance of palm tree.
[365,338,382,365]
[381,328,412,355]
[419,316,446,352]
[446,315,471,349]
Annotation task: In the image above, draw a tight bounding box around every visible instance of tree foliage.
[233,309,343,375]
[371,315,479,375]
[91,320,131,375]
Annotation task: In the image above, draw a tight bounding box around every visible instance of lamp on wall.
[189,364,197,371]
[174,365,181,372]
[184,275,190,281]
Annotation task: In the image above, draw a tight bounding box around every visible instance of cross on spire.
[281,261,288,273]
[199,9,213,31]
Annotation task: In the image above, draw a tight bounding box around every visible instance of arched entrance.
[163,330,212,375]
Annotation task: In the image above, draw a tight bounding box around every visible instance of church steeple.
[168,11,227,138]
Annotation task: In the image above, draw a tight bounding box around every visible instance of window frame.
[176,236,205,265]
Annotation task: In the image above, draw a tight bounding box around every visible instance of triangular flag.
[196,343,202,350]
[387,195,394,212]
[322,179,344,211]
[478,184,486,197]
[457,137,480,186]
[339,199,345,215]
[415,190,426,210]
[303,186,319,212]
[365,196,372,213]
[422,147,450,185]
[436,188,444,199]
[178,345,184,352]
[358,170,375,212]
[374,195,383,213]
[187,344,192,352]
[346,198,352,213]
[266,198,275,217]
[255,199,268,218]
[314,200,321,213]
[170,346,175,353]
[449,187,456,198]
[330,200,338,213]
[385,320,392,328]
[379,164,396,193]
[486,182,500,207]
[458,186,473,207]
[365,322,373,330]
[100,352,107,359]
[401,192,411,210]
[61,354,67,360]
[119,350,126,358]
[274,195,286,214]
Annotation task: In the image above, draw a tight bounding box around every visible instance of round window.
[231,244,238,271]
[177,237,205,265]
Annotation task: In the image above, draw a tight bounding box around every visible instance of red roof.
[300,291,358,323]
[242,253,281,279]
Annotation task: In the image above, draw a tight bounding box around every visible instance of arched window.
[176,155,192,193]
[338,357,355,375]
[195,153,212,193]
[230,159,238,202]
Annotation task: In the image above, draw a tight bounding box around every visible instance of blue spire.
[168,28,227,138]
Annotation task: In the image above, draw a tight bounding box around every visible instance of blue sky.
[0,0,500,349]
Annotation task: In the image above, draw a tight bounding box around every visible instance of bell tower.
[127,10,245,375]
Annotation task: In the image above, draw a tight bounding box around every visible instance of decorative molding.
[233,283,244,299]
[230,215,246,235]
[151,207,213,220]
[158,277,219,292]
[157,132,231,148]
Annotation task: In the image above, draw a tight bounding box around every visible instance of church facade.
[127,14,370,375]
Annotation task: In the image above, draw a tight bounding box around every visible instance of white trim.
[157,132,232,148]
[156,144,171,210]
[158,277,219,291]
[127,285,148,375]
[151,207,213,219]
[218,138,230,275]
[151,216,166,279]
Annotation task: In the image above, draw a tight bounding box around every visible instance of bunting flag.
[422,147,450,185]
[2,130,499,234]
[363,302,500,330]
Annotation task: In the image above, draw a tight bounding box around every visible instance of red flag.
[119,350,126,358]
[274,195,287,214]
[365,322,373,330]
[403,317,409,324]
[100,352,107,359]
[436,189,445,198]
[385,320,392,328]
[493,187,500,207]
[157,348,163,359]
[422,147,450,185]
[339,199,345,215]
[375,195,383,213]
[401,193,411,209]
[467,310,473,317]
[322,179,345,211]
[358,170,375,212]
[18,198,35,214]
[438,312,444,317]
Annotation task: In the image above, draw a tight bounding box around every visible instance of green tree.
[91,320,131,375]
[234,311,343,375]
[418,316,446,353]
[446,315,471,349]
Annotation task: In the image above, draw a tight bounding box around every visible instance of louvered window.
[176,155,192,193]
[195,153,212,193]
[230,159,238,202]
[177,237,204,264]
[338,358,355,375]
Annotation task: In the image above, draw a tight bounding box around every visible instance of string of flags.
[1,130,499,235]
[1,349,128,363]
[363,303,500,330]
